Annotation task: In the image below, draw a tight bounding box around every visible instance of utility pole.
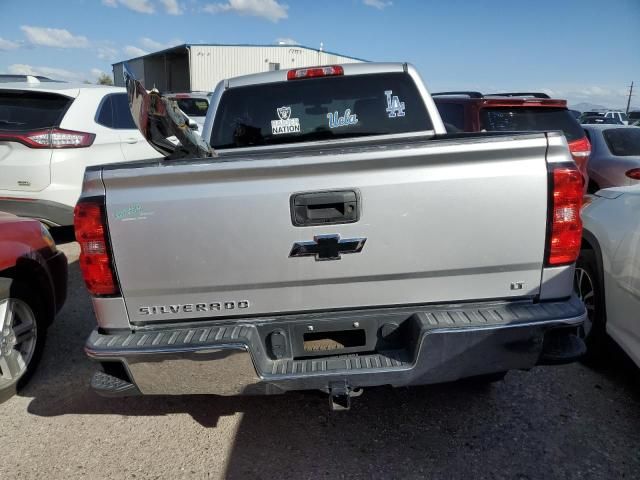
[626,81,634,114]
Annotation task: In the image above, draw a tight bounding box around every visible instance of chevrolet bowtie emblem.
[289,234,366,261]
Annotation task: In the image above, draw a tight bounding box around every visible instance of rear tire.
[0,280,48,393]
[574,250,607,363]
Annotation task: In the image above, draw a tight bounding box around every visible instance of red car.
[433,92,591,189]
[0,212,67,393]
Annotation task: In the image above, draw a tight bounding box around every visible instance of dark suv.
[433,92,591,189]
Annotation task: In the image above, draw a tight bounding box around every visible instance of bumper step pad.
[91,371,140,397]
[86,296,586,396]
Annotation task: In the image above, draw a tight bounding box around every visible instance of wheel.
[574,250,607,362]
[0,280,47,393]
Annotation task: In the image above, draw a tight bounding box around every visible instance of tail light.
[625,168,640,180]
[0,128,95,149]
[545,164,584,266]
[74,200,119,296]
[567,137,591,172]
[287,65,344,80]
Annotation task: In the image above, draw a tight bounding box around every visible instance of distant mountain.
[570,101,640,113]
[570,102,608,112]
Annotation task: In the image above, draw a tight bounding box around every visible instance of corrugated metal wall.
[113,58,144,87]
[189,45,364,92]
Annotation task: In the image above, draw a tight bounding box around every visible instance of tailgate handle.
[291,190,359,226]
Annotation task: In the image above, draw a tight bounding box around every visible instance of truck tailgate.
[103,134,550,324]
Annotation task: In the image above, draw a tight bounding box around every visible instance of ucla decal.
[327,109,358,128]
[271,106,301,135]
[384,90,406,118]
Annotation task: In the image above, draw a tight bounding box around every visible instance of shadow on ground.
[16,243,640,478]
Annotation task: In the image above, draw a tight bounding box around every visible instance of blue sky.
[1,0,638,108]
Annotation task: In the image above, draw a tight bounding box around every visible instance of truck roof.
[226,62,408,88]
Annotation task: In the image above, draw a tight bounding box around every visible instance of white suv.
[0,81,158,226]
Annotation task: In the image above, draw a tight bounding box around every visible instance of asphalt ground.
[1,230,639,479]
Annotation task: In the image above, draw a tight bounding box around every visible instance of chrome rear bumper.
[86,296,586,396]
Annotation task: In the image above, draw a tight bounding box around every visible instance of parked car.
[79,63,587,410]
[578,111,603,123]
[583,125,640,192]
[0,80,158,227]
[582,116,623,125]
[433,91,591,188]
[0,212,67,393]
[628,111,640,123]
[603,110,629,125]
[166,92,210,132]
[577,185,640,366]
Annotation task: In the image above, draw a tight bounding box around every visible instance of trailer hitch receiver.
[329,381,363,411]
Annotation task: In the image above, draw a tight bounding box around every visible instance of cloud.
[104,0,155,13]
[363,0,392,9]
[97,46,119,61]
[139,37,166,50]
[275,37,297,45]
[120,38,183,59]
[91,68,107,78]
[21,25,89,48]
[8,64,81,82]
[139,37,183,50]
[0,37,20,50]
[159,0,182,14]
[203,0,288,22]
[123,45,149,57]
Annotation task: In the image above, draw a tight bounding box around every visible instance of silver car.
[584,125,640,192]
[577,185,640,367]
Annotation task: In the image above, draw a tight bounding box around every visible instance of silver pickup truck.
[76,63,587,409]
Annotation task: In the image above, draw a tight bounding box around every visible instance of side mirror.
[188,118,199,130]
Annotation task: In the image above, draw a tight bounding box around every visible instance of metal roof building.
[112,43,366,93]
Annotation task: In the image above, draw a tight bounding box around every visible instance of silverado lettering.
[138,301,250,315]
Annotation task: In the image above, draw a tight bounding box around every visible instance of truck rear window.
[603,128,640,156]
[210,72,432,149]
[480,107,584,142]
[0,91,72,131]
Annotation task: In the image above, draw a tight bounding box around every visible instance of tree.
[97,73,114,86]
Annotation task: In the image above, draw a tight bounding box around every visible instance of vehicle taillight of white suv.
[0,80,158,226]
